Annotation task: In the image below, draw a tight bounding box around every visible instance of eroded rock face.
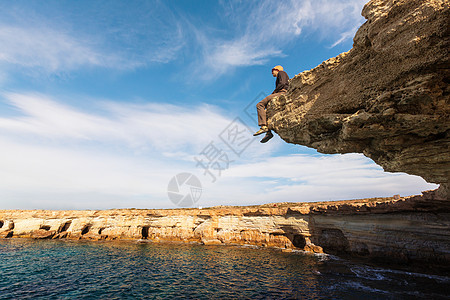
[267,0,449,194]
[1,192,449,270]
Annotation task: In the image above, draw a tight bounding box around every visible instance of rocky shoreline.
[1,0,448,274]
[1,189,448,272]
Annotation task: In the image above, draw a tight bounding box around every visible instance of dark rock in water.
[317,229,350,254]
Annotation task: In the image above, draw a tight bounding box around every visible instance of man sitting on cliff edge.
[253,65,289,143]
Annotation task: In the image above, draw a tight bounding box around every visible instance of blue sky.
[0,0,436,209]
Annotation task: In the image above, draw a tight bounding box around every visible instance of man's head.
[272,65,283,77]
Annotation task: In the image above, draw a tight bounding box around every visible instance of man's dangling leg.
[254,95,274,136]
[254,93,283,136]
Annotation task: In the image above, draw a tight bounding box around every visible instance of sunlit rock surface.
[1,192,449,269]
[267,0,449,196]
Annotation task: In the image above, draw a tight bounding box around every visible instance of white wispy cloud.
[0,26,112,72]
[330,26,361,48]
[0,92,279,209]
[0,92,437,209]
[0,0,366,82]
[0,24,144,76]
[193,0,367,78]
[202,154,437,206]
[0,1,186,76]
[0,92,237,153]
[0,134,178,209]
[1,92,283,157]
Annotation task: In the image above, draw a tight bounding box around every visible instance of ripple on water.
[0,239,448,299]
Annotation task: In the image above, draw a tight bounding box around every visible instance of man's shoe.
[260,130,273,143]
[253,126,268,136]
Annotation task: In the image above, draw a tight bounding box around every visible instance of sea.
[0,239,448,299]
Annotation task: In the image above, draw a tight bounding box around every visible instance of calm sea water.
[0,239,448,299]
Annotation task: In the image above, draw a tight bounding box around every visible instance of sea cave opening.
[81,225,91,235]
[142,226,150,239]
[40,225,51,231]
[292,234,307,248]
[58,221,72,233]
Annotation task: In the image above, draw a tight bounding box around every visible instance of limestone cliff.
[267,0,449,196]
[1,192,449,270]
